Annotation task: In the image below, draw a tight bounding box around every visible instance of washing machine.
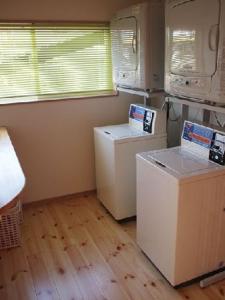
[94,104,167,220]
[137,120,225,286]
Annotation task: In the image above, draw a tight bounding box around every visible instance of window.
[171,30,197,73]
[0,24,114,104]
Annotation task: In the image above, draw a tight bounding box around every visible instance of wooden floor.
[1,192,225,300]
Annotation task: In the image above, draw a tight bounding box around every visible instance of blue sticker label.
[183,121,213,149]
[129,106,145,122]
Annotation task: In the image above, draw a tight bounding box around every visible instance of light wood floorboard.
[1,192,225,299]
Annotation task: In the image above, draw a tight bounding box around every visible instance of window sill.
[0,90,118,106]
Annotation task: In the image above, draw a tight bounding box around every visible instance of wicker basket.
[0,200,23,250]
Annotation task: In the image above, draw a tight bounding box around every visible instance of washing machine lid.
[96,123,157,142]
[147,146,218,175]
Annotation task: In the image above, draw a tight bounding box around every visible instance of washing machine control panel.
[129,104,155,133]
[128,104,167,135]
[182,121,225,165]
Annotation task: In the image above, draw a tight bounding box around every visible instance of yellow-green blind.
[0,24,113,103]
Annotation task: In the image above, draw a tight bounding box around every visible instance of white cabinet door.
[111,16,137,72]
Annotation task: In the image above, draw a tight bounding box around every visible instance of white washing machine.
[94,104,167,220]
[137,121,225,286]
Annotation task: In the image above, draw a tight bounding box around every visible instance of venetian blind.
[0,24,113,103]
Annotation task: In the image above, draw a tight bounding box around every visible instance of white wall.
[0,0,142,21]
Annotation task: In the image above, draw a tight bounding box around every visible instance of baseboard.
[23,189,96,207]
